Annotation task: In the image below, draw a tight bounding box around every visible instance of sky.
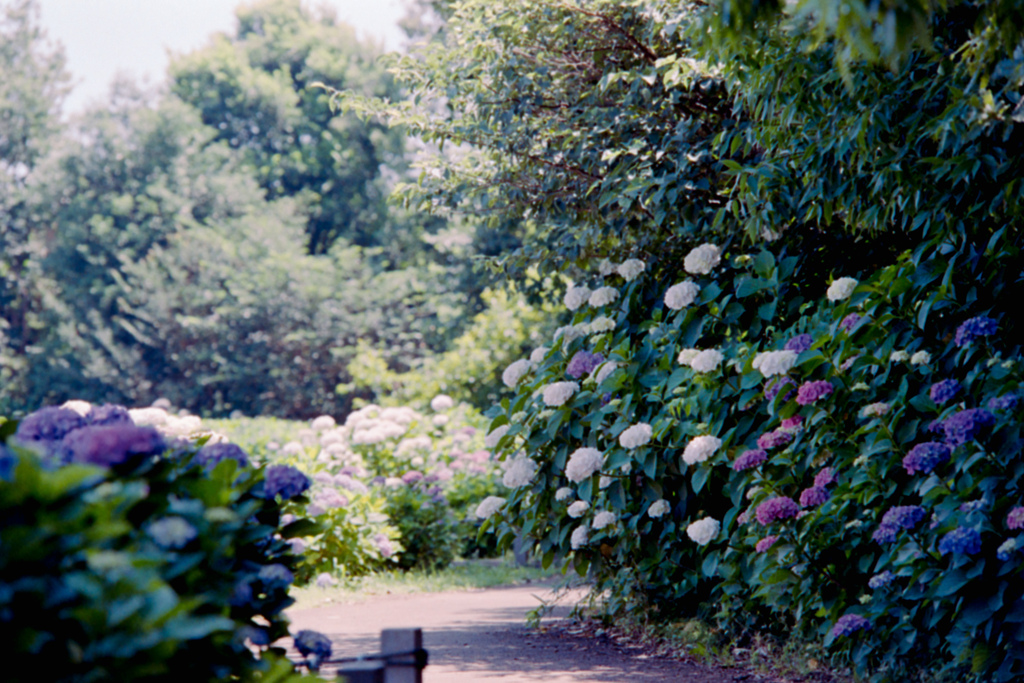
[37,0,409,113]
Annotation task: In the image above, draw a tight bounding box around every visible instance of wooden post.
[381,628,423,683]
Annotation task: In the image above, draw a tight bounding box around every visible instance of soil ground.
[285,580,793,682]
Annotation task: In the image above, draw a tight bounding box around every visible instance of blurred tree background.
[0,0,548,418]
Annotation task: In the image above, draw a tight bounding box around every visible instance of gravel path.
[285,582,781,682]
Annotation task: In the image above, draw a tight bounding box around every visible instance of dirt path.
[285,582,782,682]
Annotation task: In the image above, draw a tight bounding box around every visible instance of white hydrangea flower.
[529,348,549,366]
[619,423,653,449]
[570,525,589,549]
[690,349,724,373]
[554,324,588,345]
[564,285,592,311]
[510,411,527,423]
[430,395,454,411]
[682,435,721,465]
[484,424,510,449]
[617,259,646,281]
[503,358,533,388]
[597,259,616,276]
[431,415,449,427]
[859,402,891,418]
[592,511,617,529]
[762,228,780,242]
[565,447,604,482]
[889,350,909,362]
[62,400,92,416]
[827,277,858,302]
[591,361,619,385]
[588,316,616,334]
[751,350,798,377]
[746,486,761,500]
[664,281,700,310]
[555,487,574,501]
[910,350,931,365]
[686,517,720,545]
[310,415,336,431]
[677,348,700,365]
[599,475,613,489]
[589,286,620,307]
[475,496,506,519]
[542,381,579,407]
[683,244,722,275]
[567,500,590,518]
[647,499,671,518]
[502,455,538,488]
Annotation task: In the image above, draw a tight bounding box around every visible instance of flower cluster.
[683,435,721,464]
[943,408,995,446]
[814,467,837,487]
[475,496,506,519]
[619,423,653,449]
[484,424,509,448]
[784,334,813,353]
[689,349,724,373]
[902,441,951,475]
[664,281,700,309]
[954,315,998,346]
[148,517,198,549]
[567,351,605,379]
[1007,506,1024,530]
[840,313,864,333]
[564,285,591,311]
[263,465,311,499]
[430,394,454,411]
[593,511,617,529]
[868,571,895,589]
[555,487,574,501]
[617,259,646,281]
[859,402,891,418]
[196,442,250,470]
[752,350,798,377]
[565,447,604,482]
[683,244,721,275]
[938,526,982,555]
[796,380,834,405]
[989,394,1020,412]
[872,505,927,543]
[503,359,533,388]
[61,424,166,468]
[755,497,801,525]
[764,376,796,402]
[757,429,793,450]
[570,526,588,549]
[799,486,829,507]
[732,448,768,471]
[829,614,871,639]
[826,277,858,302]
[502,454,538,488]
[929,380,961,404]
[542,381,579,407]
[589,286,619,307]
[998,538,1018,561]
[686,517,720,545]
[567,500,590,518]
[755,535,779,552]
[647,499,671,518]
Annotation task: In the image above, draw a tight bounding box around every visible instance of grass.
[288,556,564,610]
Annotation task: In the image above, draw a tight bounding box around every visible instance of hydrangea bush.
[0,407,312,682]
[479,237,1024,681]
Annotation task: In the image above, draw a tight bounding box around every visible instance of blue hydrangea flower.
[61,425,166,467]
[868,571,895,589]
[196,442,250,469]
[988,394,1020,412]
[294,629,332,663]
[840,313,864,333]
[566,350,605,379]
[872,505,927,544]
[959,498,987,514]
[263,465,311,499]
[829,614,871,639]
[238,626,270,646]
[147,516,198,549]
[258,564,295,587]
[954,316,997,346]
[929,380,961,405]
[14,406,87,460]
[943,409,995,447]
[229,580,253,607]
[902,442,951,475]
[938,527,982,556]
[85,404,132,426]
[764,376,796,402]
[784,334,814,353]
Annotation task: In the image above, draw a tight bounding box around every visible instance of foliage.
[0,411,310,682]
[383,479,460,571]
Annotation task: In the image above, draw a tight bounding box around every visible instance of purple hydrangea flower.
[943,409,995,447]
[902,442,951,475]
[755,496,801,525]
[61,425,165,467]
[954,316,997,346]
[196,442,250,469]
[757,430,793,450]
[868,571,895,589]
[840,313,864,333]
[1007,507,1024,530]
[732,449,768,471]
[938,527,982,556]
[929,380,961,405]
[258,564,295,587]
[814,467,837,488]
[780,415,804,432]
[988,394,1020,412]
[829,614,871,639]
[755,535,779,552]
[784,334,814,353]
[764,377,796,402]
[872,505,927,544]
[85,404,132,426]
[14,407,87,458]
[927,419,946,434]
[796,380,834,406]
[402,470,424,484]
[959,499,987,514]
[799,486,830,507]
[294,629,333,665]
[263,465,311,499]
[567,351,605,379]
